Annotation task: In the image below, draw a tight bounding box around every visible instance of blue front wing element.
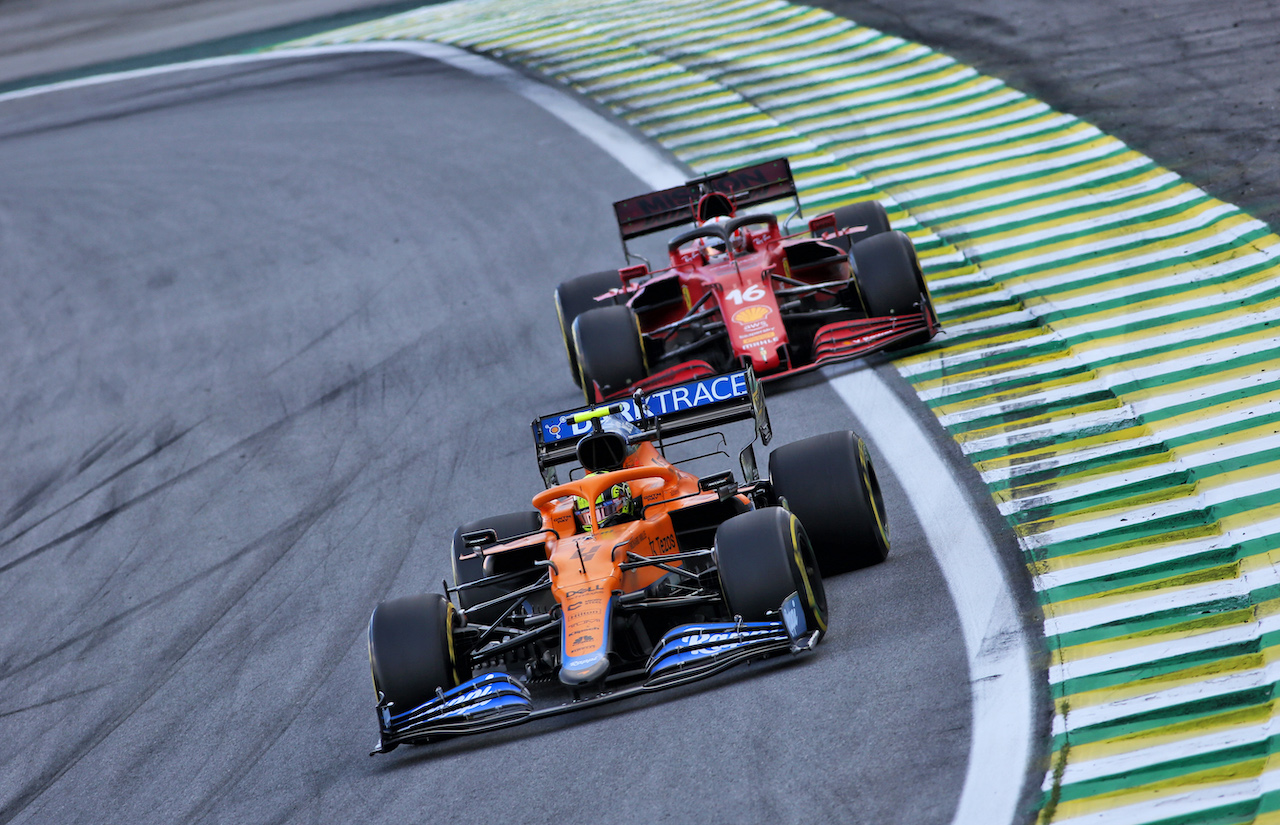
[374,608,821,751]
[379,673,532,744]
[645,620,808,686]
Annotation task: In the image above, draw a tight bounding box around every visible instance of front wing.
[372,605,820,753]
[589,307,939,403]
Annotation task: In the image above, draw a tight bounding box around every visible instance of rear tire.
[769,430,889,574]
[555,270,622,386]
[573,304,648,403]
[850,230,935,349]
[715,507,827,633]
[451,510,543,625]
[368,593,468,712]
[825,200,892,251]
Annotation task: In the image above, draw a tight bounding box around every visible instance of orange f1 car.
[366,369,890,752]
[555,157,939,403]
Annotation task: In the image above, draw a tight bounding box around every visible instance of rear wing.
[532,368,773,487]
[613,158,801,258]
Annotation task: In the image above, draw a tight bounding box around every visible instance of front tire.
[850,230,935,349]
[573,304,648,403]
[715,507,827,633]
[555,270,622,386]
[368,593,468,713]
[769,430,889,574]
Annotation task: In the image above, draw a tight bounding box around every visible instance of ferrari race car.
[556,157,940,403]
[366,368,890,752]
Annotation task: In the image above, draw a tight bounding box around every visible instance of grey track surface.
[0,0,414,85]
[807,0,1280,230]
[0,54,973,824]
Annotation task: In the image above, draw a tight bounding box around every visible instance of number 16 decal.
[725,284,766,305]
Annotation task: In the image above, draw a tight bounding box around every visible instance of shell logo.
[732,305,772,325]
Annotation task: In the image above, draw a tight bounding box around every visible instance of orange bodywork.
[483,442,721,684]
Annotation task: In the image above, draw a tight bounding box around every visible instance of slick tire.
[573,304,648,403]
[451,510,544,625]
[368,593,467,712]
[555,270,622,387]
[769,430,890,574]
[824,199,892,251]
[715,507,827,634]
[850,230,936,350]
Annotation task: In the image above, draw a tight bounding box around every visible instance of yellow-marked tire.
[572,304,648,404]
[368,593,468,712]
[555,270,622,387]
[769,430,890,574]
[714,507,827,633]
[451,510,543,625]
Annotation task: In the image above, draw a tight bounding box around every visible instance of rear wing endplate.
[532,368,772,485]
[613,158,800,253]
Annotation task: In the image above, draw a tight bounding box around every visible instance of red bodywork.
[590,215,937,403]
[581,157,939,403]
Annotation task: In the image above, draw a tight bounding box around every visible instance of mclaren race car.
[556,157,939,403]
[366,369,890,752]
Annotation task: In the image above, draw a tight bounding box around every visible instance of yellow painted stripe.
[1062,701,1273,765]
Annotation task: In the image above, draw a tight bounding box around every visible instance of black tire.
[555,270,622,386]
[368,593,468,712]
[572,304,648,403]
[769,430,889,574]
[824,199,892,251]
[451,510,543,624]
[850,230,935,349]
[715,507,827,634]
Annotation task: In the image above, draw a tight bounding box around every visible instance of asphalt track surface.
[0,54,979,824]
[0,0,418,86]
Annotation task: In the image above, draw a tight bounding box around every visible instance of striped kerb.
[277,1,1280,822]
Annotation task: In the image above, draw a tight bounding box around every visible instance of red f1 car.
[365,368,890,752]
[555,157,939,403]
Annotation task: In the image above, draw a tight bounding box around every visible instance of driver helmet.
[697,215,731,261]
[573,480,640,532]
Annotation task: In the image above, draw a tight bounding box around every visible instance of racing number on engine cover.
[725,284,766,305]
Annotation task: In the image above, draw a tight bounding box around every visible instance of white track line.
[832,368,1035,825]
[2,41,1038,825]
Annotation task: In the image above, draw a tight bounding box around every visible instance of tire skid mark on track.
[0,683,106,723]
[0,423,198,558]
[0,490,347,824]
[3,425,130,531]
[0,499,333,683]
[180,496,388,825]
[0,320,435,577]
